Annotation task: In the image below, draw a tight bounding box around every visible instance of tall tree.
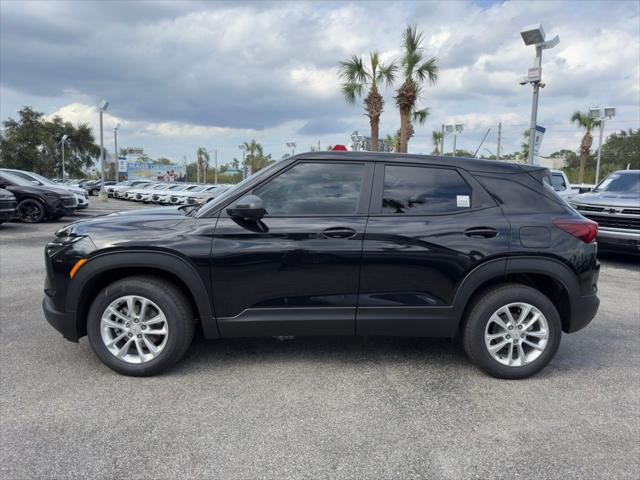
[571,111,600,183]
[431,130,443,155]
[339,51,396,151]
[0,106,100,178]
[395,25,439,153]
[196,147,209,182]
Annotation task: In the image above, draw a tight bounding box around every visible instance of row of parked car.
[0,168,92,224]
[105,179,231,205]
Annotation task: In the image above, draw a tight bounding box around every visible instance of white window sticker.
[456,195,470,208]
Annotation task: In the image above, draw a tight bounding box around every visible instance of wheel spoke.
[486,332,506,340]
[116,338,133,358]
[142,315,163,326]
[488,339,509,352]
[523,313,540,331]
[489,313,509,330]
[517,305,532,325]
[145,327,167,336]
[526,330,548,339]
[108,307,129,323]
[523,338,544,351]
[134,338,146,360]
[516,343,526,364]
[503,307,517,325]
[139,299,149,320]
[106,331,128,348]
[126,297,135,317]
[102,317,125,330]
[143,336,159,354]
[506,343,514,365]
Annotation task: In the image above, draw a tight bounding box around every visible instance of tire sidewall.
[17,198,45,223]
[87,279,188,376]
[466,286,562,379]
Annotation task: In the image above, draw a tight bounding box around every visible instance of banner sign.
[533,125,546,164]
[117,156,128,173]
[126,163,185,182]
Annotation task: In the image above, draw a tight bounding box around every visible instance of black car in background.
[84,180,116,196]
[0,171,77,222]
[0,187,17,224]
[43,152,600,379]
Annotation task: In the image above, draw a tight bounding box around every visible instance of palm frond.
[370,51,380,78]
[412,107,430,125]
[341,82,364,104]
[415,57,439,84]
[338,55,368,83]
[377,62,397,87]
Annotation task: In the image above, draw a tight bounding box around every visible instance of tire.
[462,284,561,379]
[87,276,195,376]
[16,198,46,223]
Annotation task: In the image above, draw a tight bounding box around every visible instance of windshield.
[0,171,45,187]
[23,171,56,186]
[594,172,640,193]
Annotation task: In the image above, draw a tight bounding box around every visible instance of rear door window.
[381,165,472,214]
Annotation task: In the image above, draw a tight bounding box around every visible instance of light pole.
[520,24,560,165]
[444,124,463,156]
[590,106,616,185]
[286,141,296,156]
[98,100,109,201]
[60,134,68,180]
[113,123,120,182]
[238,144,247,178]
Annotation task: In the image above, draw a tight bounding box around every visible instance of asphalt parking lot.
[1,201,639,479]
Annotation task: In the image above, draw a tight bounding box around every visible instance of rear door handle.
[322,227,357,239]
[464,227,498,238]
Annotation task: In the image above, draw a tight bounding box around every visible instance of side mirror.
[227,194,265,220]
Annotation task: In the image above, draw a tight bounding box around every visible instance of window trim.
[219,160,375,219]
[369,162,481,217]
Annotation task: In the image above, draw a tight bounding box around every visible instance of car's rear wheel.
[87,276,195,376]
[462,284,561,379]
[16,198,45,223]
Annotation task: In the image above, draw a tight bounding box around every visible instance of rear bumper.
[566,294,600,333]
[42,296,79,342]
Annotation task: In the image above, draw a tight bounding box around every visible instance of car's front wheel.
[462,284,561,379]
[16,198,46,223]
[87,276,195,376]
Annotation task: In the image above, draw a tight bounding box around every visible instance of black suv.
[43,153,600,378]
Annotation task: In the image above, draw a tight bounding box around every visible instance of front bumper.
[0,199,17,220]
[597,228,640,252]
[42,296,79,342]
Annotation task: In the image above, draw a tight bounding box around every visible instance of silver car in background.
[570,170,640,252]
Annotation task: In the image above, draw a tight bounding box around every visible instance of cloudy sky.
[1,0,639,164]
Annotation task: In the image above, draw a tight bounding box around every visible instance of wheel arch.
[66,250,217,339]
[453,256,577,333]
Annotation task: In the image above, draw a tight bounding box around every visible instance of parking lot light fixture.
[238,144,247,179]
[60,134,69,180]
[445,124,463,156]
[98,100,109,201]
[286,141,296,156]
[590,106,616,184]
[520,24,559,165]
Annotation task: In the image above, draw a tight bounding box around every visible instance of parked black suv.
[43,153,600,378]
[0,171,77,222]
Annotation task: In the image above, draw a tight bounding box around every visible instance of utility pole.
[441,124,445,155]
[60,135,68,180]
[196,150,200,183]
[496,122,502,160]
[214,149,218,184]
[184,155,187,182]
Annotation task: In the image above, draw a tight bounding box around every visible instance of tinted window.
[550,173,566,190]
[254,162,364,215]
[382,165,472,214]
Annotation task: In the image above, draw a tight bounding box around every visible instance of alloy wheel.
[17,200,44,223]
[100,295,169,364]
[484,302,549,367]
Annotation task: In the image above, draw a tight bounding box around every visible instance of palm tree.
[339,51,396,151]
[196,147,209,183]
[431,130,443,155]
[395,25,439,153]
[571,111,600,183]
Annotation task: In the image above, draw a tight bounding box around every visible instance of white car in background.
[166,184,211,205]
[135,183,172,202]
[124,182,160,200]
[0,168,90,209]
[185,185,232,205]
[151,184,190,204]
[111,180,153,199]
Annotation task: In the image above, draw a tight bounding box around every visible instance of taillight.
[553,218,598,243]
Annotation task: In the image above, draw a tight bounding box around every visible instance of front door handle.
[322,227,357,239]
[464,227,498,238]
